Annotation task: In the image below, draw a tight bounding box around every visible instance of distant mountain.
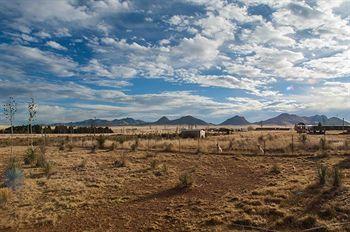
[220,115,251,125]
[168,115,208,125]
[152,116,171,125]
[53,117,146,127]
[257,113,349,126]
[323,117,350,126]
[257,113,307,125]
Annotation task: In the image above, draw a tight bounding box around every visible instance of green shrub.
[24,147,36,165]
[333,166,342,188]
[317,164,328,186]
[177,172,193,189]
[96,135,106,149]
[43,161,55,178]
[4,157,24,190]
[270,164,281,174]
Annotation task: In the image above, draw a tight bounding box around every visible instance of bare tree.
[3,97,16,156]
[28,97,37,148]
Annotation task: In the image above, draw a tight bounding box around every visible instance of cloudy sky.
[0,0,350,124]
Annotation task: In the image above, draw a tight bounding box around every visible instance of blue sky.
[0,0,350,124]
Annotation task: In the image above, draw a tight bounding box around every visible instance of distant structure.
[180,129,205,138]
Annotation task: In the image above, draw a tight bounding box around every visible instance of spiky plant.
[3,97,16,156]
[4,157,24,190]
[317,164,328,186]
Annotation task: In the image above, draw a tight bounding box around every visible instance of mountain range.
[52,113,350,127]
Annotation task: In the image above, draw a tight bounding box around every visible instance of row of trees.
[0,125,113,134]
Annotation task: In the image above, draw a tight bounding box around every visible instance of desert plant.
[109,142,115,151]
[90,145,96,154]
[164,143,174,152]
[67,143,73,152]
[131,138,139,151]
[177,172,193,189]
[317,164,328,186]
[160,163,168,175]
[0,188,11,206]
[4,157,24,190]
[36,153,47,168]
[24,147,36,165]
[43,161,55,177]
[333,166,342,188]
[58,141,65,151]
[150,160,157,169]
[270,164,281,174]
[3,97,16,156]
[299,134,308,146]
[114,154,127,168]
[319,137,327,151]
[77,158,87,169]
[96,135,106,149]
[27,97,37,148]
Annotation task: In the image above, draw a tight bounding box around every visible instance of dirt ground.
[1,131,350,231]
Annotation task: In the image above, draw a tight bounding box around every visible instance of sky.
[0,0,350,124]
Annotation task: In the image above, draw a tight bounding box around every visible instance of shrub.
[114,154,127,168]
[0,188,11,206]
[131,138,139,151]
[36,153,47,168]
[67,143,73,152]
[150,160,157,169]
[109,142,115,151]
[177,172,193,189]
[299,134,308,146]
[164,143,174,152]
[43,161,55,178]
[90,145,96,154]
[77,158,87,169]
[58,141,65,151]
[4,157,24,190]
[24,147,36,165]
[333,166,342,188]
[96,135,106,149]
[270,164,281,174]
[317,164,328,186]
[319,137,327,151]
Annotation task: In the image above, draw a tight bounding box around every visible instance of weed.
[43,161,55,178]
[333,166,342,188]
[164,143,174,152]
[0,188,11,206]
[150,160,157,169]
[24,147,36,165]
[299,134,308,146]
[131,138,139,151]
[317,164,328,186]
[58,141,65,151]
[36,153,47,168]
[114,154,127,168]
[270,164,281,174]
[177,172,193,189]
[96,135,106,149]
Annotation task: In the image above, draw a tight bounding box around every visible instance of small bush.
[96,135,106,149]
[90,145,96,154]
[177,173,193,189]
[24,147,36,165]
[150,160,157,169]
[319,137,327,151]
[114,154,127,168]
[58,141,65,151]
[4,158,24,190]
[0,188,11,206]
[36,153,47,168]
[77,158,87,169]
[270,164,281,174]
[109,142,115,151]
[43,161,55,177]
[333,166,342,188]
[131,138,139,151]
[317,164,328,186]
[299,134,308,146]
[164,143,174,152]
[66,143,73,152]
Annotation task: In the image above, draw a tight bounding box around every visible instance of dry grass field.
[1,130,350,231]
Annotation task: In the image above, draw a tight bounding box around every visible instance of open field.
[1,131,350,231]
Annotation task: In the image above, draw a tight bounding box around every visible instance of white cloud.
[46,41,68,51]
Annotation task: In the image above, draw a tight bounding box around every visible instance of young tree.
[28,98,37,148]
[3,97,16,156]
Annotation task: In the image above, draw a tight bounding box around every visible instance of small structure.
[180,129,205,139]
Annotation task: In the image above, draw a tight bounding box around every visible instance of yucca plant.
[177,172,193,189]
[24,147,36,165]
[4,157,24,190]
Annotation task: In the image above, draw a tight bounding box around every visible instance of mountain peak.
[220,115,251,125]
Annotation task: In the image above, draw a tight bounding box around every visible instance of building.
[180,129,205,138]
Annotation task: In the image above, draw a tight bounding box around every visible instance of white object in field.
[217,143,222,153]
[258,145,264,154]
